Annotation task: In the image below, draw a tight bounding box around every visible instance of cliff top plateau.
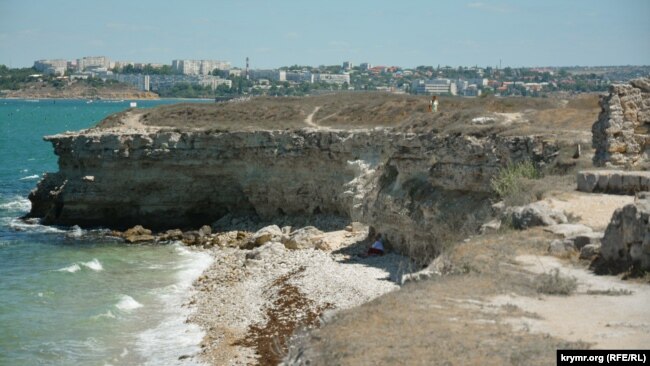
[87,92,599,139]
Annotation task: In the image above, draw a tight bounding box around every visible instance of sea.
[0,99,215,365]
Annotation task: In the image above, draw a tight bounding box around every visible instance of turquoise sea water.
[0,99,213,365]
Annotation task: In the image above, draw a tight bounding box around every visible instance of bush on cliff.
[491,160,541,206]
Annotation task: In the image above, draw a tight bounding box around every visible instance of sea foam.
[116,295,143,311]
[57,264,81,273]
[19,174,40,181]
[135,244,213,365]
[0,197,31,212]
[81,259,103,271]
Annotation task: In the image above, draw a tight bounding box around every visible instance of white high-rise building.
[172,59,231,75]
[33,59,68,75]
[77,56,111,71]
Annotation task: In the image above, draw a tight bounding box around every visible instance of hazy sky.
[1,0,649,69]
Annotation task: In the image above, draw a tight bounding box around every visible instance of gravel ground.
[186,229,409,366]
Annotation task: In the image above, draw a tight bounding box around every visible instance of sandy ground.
[544,192,634,231]
[491,255,650,349]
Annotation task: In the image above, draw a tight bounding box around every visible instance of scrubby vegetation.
[534,268,578,295]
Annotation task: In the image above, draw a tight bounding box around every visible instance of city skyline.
[1,0,649,69]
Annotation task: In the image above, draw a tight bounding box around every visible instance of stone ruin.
[592,77,650,167]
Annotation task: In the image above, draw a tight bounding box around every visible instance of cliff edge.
[28,93,587,254]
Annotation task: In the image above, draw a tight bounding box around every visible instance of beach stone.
[123,225,155,243]
[284,226,324,250]
[125,234,155,243]
[199,225,212,237]
[245,242,286,261]
[159,228,183,241]
[252,225,283,246]
[124,225,152,237]
[182,231,201,245]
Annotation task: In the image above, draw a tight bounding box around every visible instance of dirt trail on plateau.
[304,106,323,129]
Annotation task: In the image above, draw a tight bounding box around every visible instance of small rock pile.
[110,222,344,253]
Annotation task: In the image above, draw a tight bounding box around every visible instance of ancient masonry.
[592,77,650,167]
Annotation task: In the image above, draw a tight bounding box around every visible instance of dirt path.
[304,106,323,129]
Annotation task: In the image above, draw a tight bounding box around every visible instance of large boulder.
[598,192,650,273]
[506,202,567,229]
[284,226,324,250]
[123,225,155,243]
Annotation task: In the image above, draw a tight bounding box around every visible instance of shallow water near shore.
[0,99,213,365]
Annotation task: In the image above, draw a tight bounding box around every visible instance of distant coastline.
[0,82,159,100]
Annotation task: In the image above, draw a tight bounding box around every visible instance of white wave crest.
[9,218,66,233]
[82,258,103,271]
[67,225,85,238]
[19,174,40,180]
[0,197,31,212]
[57,264,81,273]
[92,310,116,319]
[116,295,143,311]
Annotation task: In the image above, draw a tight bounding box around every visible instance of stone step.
[577,170,650,194]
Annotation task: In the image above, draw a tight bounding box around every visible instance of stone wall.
[28,128,558,254]
[592,78,650,167]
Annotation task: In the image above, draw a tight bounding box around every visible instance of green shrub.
[491,160,540,202]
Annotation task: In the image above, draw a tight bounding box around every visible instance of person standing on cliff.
[431,95,439,112]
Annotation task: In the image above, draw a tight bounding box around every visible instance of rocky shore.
[108,218,408,365]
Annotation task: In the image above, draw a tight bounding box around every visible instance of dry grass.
[94,92,600,136]
[534,269,578,295]
[285,229,591,365]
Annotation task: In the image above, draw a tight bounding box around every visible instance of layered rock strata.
[28,127,558,254]
[592,78,650,167]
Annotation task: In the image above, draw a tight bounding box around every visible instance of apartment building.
[411,78,458,95]
[77,56,111,71]
[285,70,314,83]
[249,69,287,81]
[171,59,231,75]
[33,59,68,75]
[313,73,350,85]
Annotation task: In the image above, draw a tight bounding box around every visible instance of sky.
[1,0,649,69]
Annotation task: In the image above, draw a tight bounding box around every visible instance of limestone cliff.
[28,123,558,254]
[592,78,650,167]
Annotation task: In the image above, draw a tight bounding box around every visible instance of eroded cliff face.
[28,127,558,254]
[592,77,650,167]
